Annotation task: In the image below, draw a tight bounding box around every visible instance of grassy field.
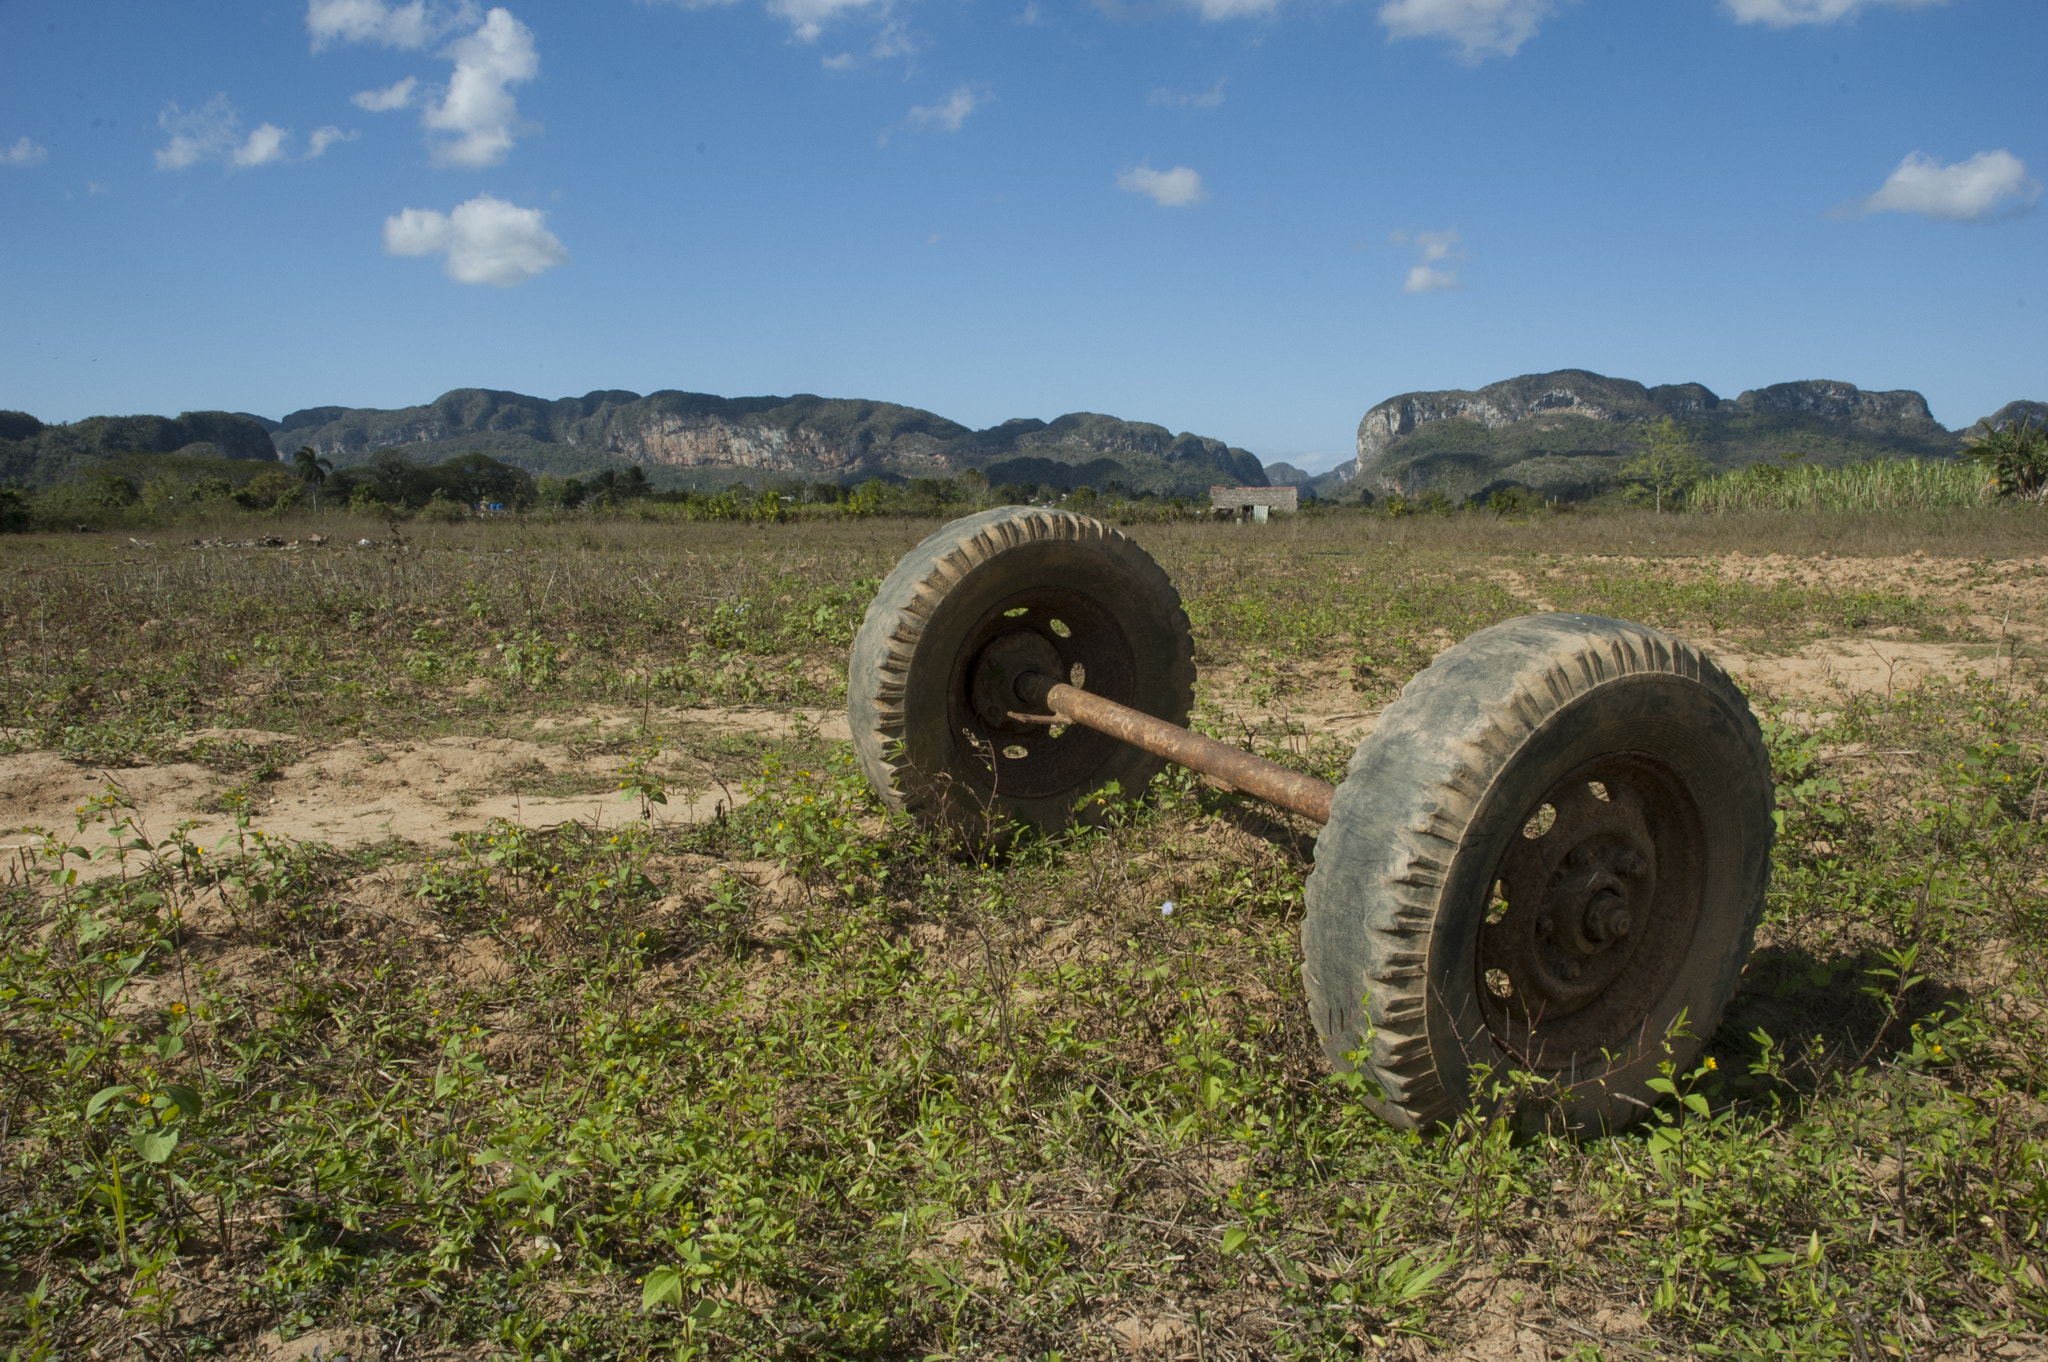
[1,505,2045,1360]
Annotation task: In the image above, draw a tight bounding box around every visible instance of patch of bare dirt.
[536,704,851,744]
[1439,1267,1648,1359]
[1712,549,2047,615]
[1195,659,1385,746]
[0,709,796,874]
[237,1326,388,1362]
[1706,637,2013,700]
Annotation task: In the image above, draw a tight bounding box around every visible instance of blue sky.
[1,0,2041,472]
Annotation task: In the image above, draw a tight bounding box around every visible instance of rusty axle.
[1013,671,1336,825]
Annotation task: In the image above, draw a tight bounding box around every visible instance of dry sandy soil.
[0,707,852,874]
[4,550,2036,888]
[1196,550,2041,746]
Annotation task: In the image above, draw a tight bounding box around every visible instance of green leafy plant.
[1966,416,2048,503]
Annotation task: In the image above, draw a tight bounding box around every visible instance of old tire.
[848,507,1196,839]
[1302,614,1774,1132]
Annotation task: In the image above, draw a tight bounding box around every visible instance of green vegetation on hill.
[1363,411,1965,505]
[1,391,1267,502]
[1346,370,1998,505]
[0,408,280,491]
[267,388,1268,498]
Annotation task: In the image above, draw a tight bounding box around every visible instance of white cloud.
[422,8,539,167]
[907,86,983,133]
[1118,164,1207,208]
[1378,0,1560,60]
[822,51,856,69]
[767,0,886,43]
[650,0,905,48]
[307,0,480,50]
[155,95,236,170]
[1392,227,1463,292]
[232,123,291,167]
[307,126,360,158]
[870,19,917,56]
[155,95,291,171]
[1,136,48,168]
[353,77,419,111]
[383,193,568,285]
[1840,150,2041,222]
[1150,79,1227,109]
[321,7,537,166]
[87,181,108,195]
[1724,0,1946,26]
[1191,0,1279,17]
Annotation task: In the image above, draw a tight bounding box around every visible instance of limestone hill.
[264,389,1267,497]
[1339,370,1988,503]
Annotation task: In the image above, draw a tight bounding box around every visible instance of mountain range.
[0,391,1267,497]
[256,389,1268,496]
[2,372,2038,505]
[1334,370,2041,503]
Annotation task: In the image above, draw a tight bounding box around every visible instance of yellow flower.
[1703,1056,1718,1071]
[169,1002,187,1015]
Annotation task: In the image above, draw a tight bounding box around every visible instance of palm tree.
[292,446,334,510]
[1967,417,2048,503]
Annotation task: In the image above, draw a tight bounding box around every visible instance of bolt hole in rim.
[1478,753,1705,1068]
[952,589,1139,800]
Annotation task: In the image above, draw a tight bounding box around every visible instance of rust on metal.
[1012,671,1336,825]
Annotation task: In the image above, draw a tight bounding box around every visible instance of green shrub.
[1966,417,2048,503]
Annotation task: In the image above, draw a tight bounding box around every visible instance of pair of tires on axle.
[847,507,1775,1133]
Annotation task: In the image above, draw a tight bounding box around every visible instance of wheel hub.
[969,631,1064,734]
[1526,828,1651,1001]
[944,588,1140,801]
[1477,753,1706,1066]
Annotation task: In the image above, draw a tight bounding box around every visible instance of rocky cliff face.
[1351,370,1958,498]
[1971,400,2048,436]
[1356,371,1939,474]
[1355,372,1719,467]
[269,389,1265,494]
[1734,381,1934,425]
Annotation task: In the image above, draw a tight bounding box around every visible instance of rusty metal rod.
[1013,671,1335,825]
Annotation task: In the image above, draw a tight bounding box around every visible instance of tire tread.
[850,508,1194,830]
[1305,614,1771,1131]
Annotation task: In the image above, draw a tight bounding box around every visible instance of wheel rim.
[1476,753,1707,1068]
[945,587,1139,801]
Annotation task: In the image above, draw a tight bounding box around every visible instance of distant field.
[1,506,2044,1359]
